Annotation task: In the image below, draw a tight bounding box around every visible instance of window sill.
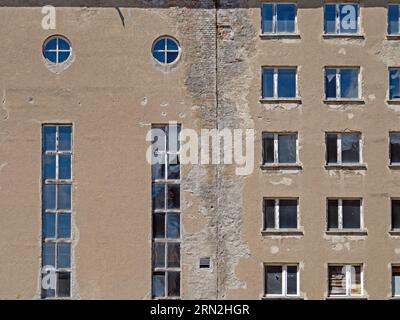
[323,99,365,105]
[386,34,400,40]
[389,296,400,300]
[262,296,303,300]
[260,98,302,104]
[326,296,367,300]
[389,230,400,236]
[386,99,400,105]
[326,230,367,236]
[322,34,365,39]
[259,33,301,39]
[262,229,304,236]
[388,164,400,169]
[260,164,302,170]
[325,164,367,170]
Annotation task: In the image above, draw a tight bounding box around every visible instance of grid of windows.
[151,124,181,299]
[41,125,73,299]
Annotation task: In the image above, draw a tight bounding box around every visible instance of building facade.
[1,0,400,299]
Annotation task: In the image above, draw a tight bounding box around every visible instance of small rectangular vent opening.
[199,257,211,269]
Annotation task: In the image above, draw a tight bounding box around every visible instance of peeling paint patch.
[270,246,279,254]
[270,177,293,186]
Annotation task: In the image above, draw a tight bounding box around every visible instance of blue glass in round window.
[152,37,180,65]
[43,36,72,64]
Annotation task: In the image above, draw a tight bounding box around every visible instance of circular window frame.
[42,35,74,73]
[151,36,181,66]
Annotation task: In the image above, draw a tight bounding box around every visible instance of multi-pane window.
[261,3,297,34]
[262,67,297,99]
[324,4,359,34]
[263,133,298,165]
[389,69,400,100]
[41,125,73,299]
[390,133,400,165]
[328,265,363,297]
[151,124,181,299]
[393,266,400,297]
[326,133,361,165]
[388,4,400,35]
[325,68,360,100]
[391,199,400,231]
[264,199,298,230]
[327,199,362,230]
[264,265,299,297]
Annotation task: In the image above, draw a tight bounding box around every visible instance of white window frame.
[263,132,299,165]
[264,198,299,230]
[328,264,364,297]
[324,3,360,35]
[327,198,363,230]
[325,67,361,100]
[327,132,362,164]
[262,67,299,99]
[392,264,400,297]
[261,2,298,34]
[388,4,400,35]
[152,36,181,65]
[264,264,300,297]
[43,36,73,66]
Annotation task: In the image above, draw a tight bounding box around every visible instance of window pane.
[327,199,339,229]
[168,154,180,180]
[167,184,180,209]
[392,200,400,229]
[152,184,165,210]
[153,39,165,51]
[57,243,71,268]
[279,199,297,229]
[42,242,56,267]
[265,266,283,295]
[43,213,56,238]
[388,5,399,35]
[393,267,400,296]
[390,133,400,163]
[324,4,336,33]
[350,266,362,295]
[167,213,180,239]
[389,69,400,100]
[152,273,165,298]
[325,69,337,98]
[43,126,56,151]
[153,213,165,238]
[278,134,296,163]
[278,69,296,98]
[167,271,180,297]
[57,272,71,297]
[167,243,180,268]
[58,184,71,210]
[342,200,361,229]
[166,38,178,51]
[58,51,70,64]
[167,124,181,153]
[153,51,165,64]
[263,134,275,164]
[264,200,276,229]
[262,68,274,98]
[340,69,359,98]
[339,4,358,33]
[262,4,274,33]
[58,126,72,151]
[327,134,338,164]
[329,266,346,295]
[59,155,71,180]
[153,242,165,268]
[43,184,56,210]
[152,161,165,181]
[276,4,296,33]
[58,213,71,238]
[287,266,298,295]
[341,133,360,163]
[167,52,179,64]
[43,155,56,180]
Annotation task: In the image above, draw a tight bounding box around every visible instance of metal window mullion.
[56,38,59,65]
[275,199,280,229]
[337,133,342,164]
[164,39,168,64]
[338,199,343,229]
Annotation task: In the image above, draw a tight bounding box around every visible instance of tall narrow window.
[262,67,297,99]
[41,125,73,299]
[328,265,363,297]
[263,198,298,230]
[324,4,359,34]
[261,3,297,34]
[325,68,360,100]
[326,133,361,165]
[388,5,400,35]
[151,124,181,299]
[263,133,298,165]
[327,199,362,230]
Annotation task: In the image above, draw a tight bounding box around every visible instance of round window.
[152,37,181,65]
[43,36,72,65]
